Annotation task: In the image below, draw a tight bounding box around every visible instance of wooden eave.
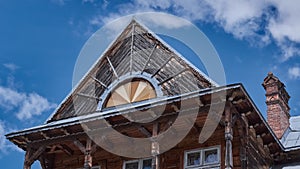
[6,84,288,158]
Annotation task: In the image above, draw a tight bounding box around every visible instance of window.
[105,80,156,108]
[184,146,220,169]
[123,158,152,169]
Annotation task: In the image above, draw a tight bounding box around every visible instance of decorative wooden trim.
[84,138,92,169]
[224,105,233,169]
[24,146,46,169]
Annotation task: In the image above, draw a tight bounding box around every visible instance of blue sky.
[1,0,300,168]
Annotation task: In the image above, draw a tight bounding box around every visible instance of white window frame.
[123,158,152,169]
[184,146,220,169]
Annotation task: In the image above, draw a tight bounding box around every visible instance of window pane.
[142,159,152,169]
[204,149,218,164]
[125,162,139,169]
[187,152,201,166]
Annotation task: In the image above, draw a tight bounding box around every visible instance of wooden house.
[6,20,300,169]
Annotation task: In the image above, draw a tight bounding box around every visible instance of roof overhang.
[6,84,289,155]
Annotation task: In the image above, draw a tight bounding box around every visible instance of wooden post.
[24,149,31,169]
[225,105,233,169]
[24,146,46,169]
[152,122,159,169]
[74,138,93,169]
[84,139,92,169]
[240,114,249,169]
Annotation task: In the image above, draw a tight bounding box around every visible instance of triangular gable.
[47,20,217,122]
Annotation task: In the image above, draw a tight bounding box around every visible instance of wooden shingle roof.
[46,19,217,122]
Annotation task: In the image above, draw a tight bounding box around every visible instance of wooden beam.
[57,144,74,156]
[21,136,30,143]
[106,56,119,79]
[90,143,98,154]
[50,145,57,152]
[91,76,107,88]
[29,146,46,165]
[141,44,157,74]
[232,98,245,105]
[158,68,187,85]
[136,125,152,137]
[130,22,135,74]
[151,56,173,78]
[24,149,32,169]
[73,139,85,154]
[60,128,70,135]
[39,156,46,169]
[76,92,101,101]
[245,111,252,116]
[40,132,50,139]
[24,146,46,169]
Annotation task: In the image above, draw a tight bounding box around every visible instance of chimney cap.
[262,72,283,89]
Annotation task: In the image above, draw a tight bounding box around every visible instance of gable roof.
[46,19,217,123]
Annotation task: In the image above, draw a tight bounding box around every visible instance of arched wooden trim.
[24,146,46,169]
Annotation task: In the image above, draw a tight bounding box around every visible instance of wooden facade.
[6,20,300,169]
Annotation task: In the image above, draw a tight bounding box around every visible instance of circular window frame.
[97,72,163,110]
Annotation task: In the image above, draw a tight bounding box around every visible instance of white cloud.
[50,0,66,6]
[0,122,6,154]
[93,0,300,60]
[16,93,57,120]
[0,121,21,155]
[3,63,19,72]
[82,0,96,3]
[0,86,57,120]
[268,0,300,43]
[288,66,300,80]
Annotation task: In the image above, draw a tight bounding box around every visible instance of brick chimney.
[262,72,290,139]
